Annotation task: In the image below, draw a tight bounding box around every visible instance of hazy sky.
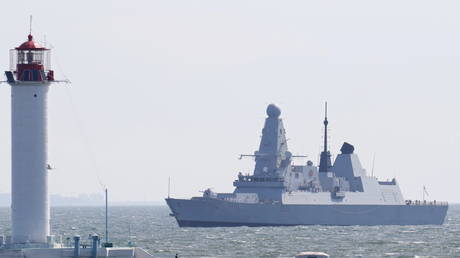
[0,0,459,203]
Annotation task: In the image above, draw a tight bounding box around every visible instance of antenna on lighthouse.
[29,15,33,35]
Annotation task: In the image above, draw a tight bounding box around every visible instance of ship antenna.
[168,177,171,198]
[323,102,328,153]
[371,153,376,178]
[319,102,332,173]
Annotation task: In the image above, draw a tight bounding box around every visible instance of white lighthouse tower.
[5,33,55,245]
[0,26,155,257]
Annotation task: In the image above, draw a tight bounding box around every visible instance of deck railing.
[405,200,448,206]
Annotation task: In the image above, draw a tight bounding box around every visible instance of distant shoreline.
[0,203,168,207]
[0,193,166,207]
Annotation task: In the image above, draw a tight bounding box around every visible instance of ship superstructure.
[166,104,448,227]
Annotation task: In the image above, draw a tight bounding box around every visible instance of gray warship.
[166,104,448,227]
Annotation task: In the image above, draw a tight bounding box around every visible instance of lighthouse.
[5,33,55,245]
[0,27,155,258]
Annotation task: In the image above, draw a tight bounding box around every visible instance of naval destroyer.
[166,104,448,227]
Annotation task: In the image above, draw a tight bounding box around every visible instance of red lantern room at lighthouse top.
[8,34,54,82]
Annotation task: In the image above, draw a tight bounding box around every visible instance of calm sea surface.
[0,205,459,257]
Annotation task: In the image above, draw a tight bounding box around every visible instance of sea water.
[0,205,459,257]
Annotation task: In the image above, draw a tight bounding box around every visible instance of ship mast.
[323,102,328,153]
[319,102,332,173]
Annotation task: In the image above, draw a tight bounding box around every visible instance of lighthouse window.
[26,51,34,63]
[17,50,44,65]
[18,51,25,63]
[34,94,37,98]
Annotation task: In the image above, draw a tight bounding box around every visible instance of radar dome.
[266,104,281,118]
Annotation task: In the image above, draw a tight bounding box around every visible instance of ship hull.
[166,198,448,227]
